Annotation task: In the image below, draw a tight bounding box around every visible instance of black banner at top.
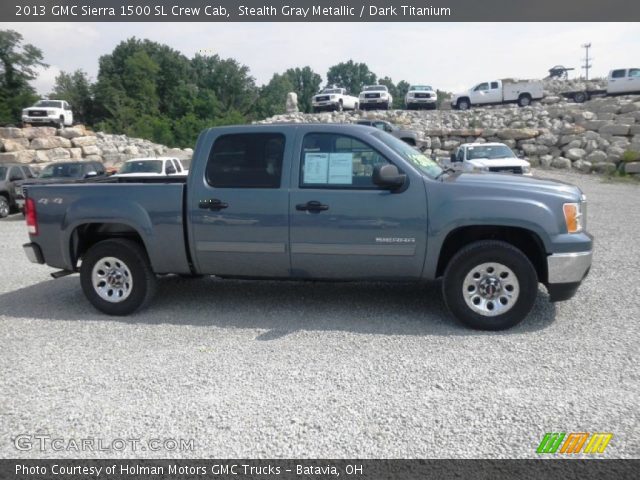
[2,0,640,22]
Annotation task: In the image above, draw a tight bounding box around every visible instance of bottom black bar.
[2,459,639,480]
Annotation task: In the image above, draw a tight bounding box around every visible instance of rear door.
[608,69,627,93]
[188,129,293,277]
[625,68,640,93]
[289,130,428,280]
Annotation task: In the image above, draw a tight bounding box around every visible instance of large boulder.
[551,157,572,169]
[592,162,617,174]
[496,128,539,140]
[599,124,630,136]
[71,135,98,147]
[624,162,640,174]
[573,159,592,173]
[0,150,37,164]
[82,145,101,156]
[585,150,608,163]
[565,148,586,161]
[0,127,25,139]
[1,138,30,152]
[30,136,72,150]
[58,125,92,139]
[22,127,57,139]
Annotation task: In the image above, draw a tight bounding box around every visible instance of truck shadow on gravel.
[0,275,557,337]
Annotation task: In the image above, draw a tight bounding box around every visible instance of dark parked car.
[14,161,106,211]
[356,120,419,146]
[0,164,37,217]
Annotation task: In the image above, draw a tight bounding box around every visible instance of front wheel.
[457,99,470,111]
[442,240,538,330]
[573,92,588,103]
[80,239,157,315]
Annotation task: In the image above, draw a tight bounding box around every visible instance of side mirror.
[165,165,177,175]
[10,175,21,182]
[384,125,393,133]
[373,164,406,190]
[84,171,98,178]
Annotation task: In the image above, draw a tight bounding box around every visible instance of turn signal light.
[563,202,583,233]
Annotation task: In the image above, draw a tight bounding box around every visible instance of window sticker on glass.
[303,153,329,184]
[328,153,353,184]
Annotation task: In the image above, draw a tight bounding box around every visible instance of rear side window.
[611,69,626,79]
[490,82,499,89]
[300,133,389,189]
[206,133,285,188]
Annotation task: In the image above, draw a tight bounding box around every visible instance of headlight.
[472,166,489,172]
[563,202,584,233]
[22,109,28,115]
[47,110,55,115]
[522,165,531,174]
[359,93,365,98]
[381,93,388,98]
[330,95,336,99]
[408,93,414,98]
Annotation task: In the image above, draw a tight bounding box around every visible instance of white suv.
[22,100,74,128]
[358,85,393,110]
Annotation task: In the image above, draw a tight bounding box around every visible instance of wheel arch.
[69,222,149,268]
[435,225,548,283]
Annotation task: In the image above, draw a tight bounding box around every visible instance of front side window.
[39,163,83,179]
[611,69,626,79]
[120,160,163,174]
[300,133,389,189]
[9,167,24,181]
[475,83,489,91]
[206,133,284,188]
[629,68,640,78]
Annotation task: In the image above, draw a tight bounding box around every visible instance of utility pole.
[581,43,592,81]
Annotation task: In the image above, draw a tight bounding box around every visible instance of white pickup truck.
[22,99,74,128]
[451,79,544,110]
[561,68,640,103]
[359,85,393,110]
[448,143,532,176]
[311,87,359,112]
[112,158,188,178]
[405,85,438,110]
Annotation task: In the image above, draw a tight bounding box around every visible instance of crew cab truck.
[451,79,544,110]
[22,99,74,128]
[562,68,640,103]
[359,85,393,110]
[311,88,359,112]
[356,119,419,146]
[22,124,593,330]
[449,143,532,175]
[405,85,438,110]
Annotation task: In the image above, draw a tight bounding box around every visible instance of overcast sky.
[5,22,640,94]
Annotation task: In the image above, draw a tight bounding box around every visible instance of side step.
[51,270,76,279]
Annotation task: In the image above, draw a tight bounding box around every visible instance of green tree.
[284,66,322,113]
[254,73,294,119]
[0,29,47,124]
[326,60,377,96]
[50,69,94,124]
[436,89,452,108]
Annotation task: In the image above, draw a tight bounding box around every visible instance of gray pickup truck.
[22,124,592,330]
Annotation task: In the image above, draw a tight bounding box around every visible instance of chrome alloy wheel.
[462,262,520,317]
[91,256,133,303]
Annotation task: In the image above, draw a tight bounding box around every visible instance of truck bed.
[25,182,191,275]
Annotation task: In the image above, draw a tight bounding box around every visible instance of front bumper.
[312,101,340,111]
[22,115,57,124]
[23,242,45,264]
[359,100,390,109]
[546,250,592,301]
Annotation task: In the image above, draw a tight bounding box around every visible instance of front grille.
[365,93,381,99]
[415,93,432,98]
[489,166,523,174]
[28,110,48,117]
[316,95,330,102]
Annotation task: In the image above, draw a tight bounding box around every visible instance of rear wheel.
[0,196,9,218]
[80,239,156,315]
[517,94,532,107]
[573,92,588,103]
[442,240,538,330]
[457,99,470,111]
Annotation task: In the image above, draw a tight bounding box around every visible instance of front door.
[289,131,428,280]
[188,130,292,277]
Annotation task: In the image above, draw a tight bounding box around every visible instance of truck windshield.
[372,131,443,179]
[39,163,84,179]
[321,89,342,94]
[364,86,386,91]
[34,100,62,108]
[410,85,433,91]
[119,160,163,174]
[466,145,515,160]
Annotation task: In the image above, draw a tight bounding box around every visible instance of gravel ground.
[0,170,638,459]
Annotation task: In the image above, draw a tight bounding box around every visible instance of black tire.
[457,99,470,111]
[573,92,588,103]
[355,103,359,110]
[80,238,157,316]
[0,196,9,218]
[442,240,538,330]
[517,94,532,107]
[337,100,343,112]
